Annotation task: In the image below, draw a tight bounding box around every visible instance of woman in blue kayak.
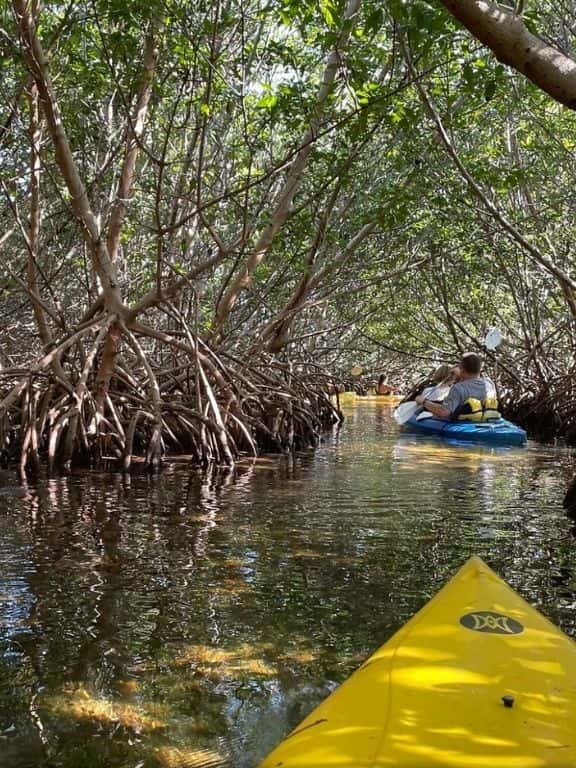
[400,363,455,405]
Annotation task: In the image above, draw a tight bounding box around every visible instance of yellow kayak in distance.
[259,556,576,767]
[333,392,402,405]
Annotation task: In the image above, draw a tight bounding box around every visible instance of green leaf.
[256,92,278,110]
[319,0,336,27]
[484,79,497,101]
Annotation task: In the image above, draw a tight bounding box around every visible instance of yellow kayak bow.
[259,556,576,767]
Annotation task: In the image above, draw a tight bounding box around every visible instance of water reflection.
[0,402,575,767]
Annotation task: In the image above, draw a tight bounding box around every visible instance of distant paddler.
[374,374,399,396]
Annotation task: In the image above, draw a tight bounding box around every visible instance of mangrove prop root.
[0,327,342,472]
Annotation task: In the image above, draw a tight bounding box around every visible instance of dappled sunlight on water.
[47,684,167,731]
[0,399,575,766]
[176,643,278,678]
[154,746,228,768]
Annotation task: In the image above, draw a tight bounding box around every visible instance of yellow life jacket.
[456,396,501,422]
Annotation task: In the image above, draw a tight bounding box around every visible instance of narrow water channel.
[1,401,575,768]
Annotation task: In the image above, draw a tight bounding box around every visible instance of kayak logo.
[460,611,524,635]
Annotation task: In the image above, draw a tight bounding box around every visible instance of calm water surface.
[1,402,576,768]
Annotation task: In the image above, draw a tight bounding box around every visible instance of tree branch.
[211,0,363,337]
[107,26,160,264]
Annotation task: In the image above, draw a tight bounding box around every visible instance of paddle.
[393,383,446,425]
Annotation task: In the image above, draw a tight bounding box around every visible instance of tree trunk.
[439,0,576,110]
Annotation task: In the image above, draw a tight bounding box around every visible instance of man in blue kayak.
[415,352,500,421]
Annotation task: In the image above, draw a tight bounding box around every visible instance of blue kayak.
[404,415,527,446]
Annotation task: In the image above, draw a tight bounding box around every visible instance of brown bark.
[27,82,50,346]
[93,323,122,419]
[439,0,576,110]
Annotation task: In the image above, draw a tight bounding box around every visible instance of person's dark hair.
[460,352,482,375]
[378,374,386,385]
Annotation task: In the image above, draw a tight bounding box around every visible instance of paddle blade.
[393,401,419,424]
[485,327,503,351]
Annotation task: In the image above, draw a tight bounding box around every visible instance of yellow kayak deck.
[260,556,576,767]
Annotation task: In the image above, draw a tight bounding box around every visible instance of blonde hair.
[431,364,451,383]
